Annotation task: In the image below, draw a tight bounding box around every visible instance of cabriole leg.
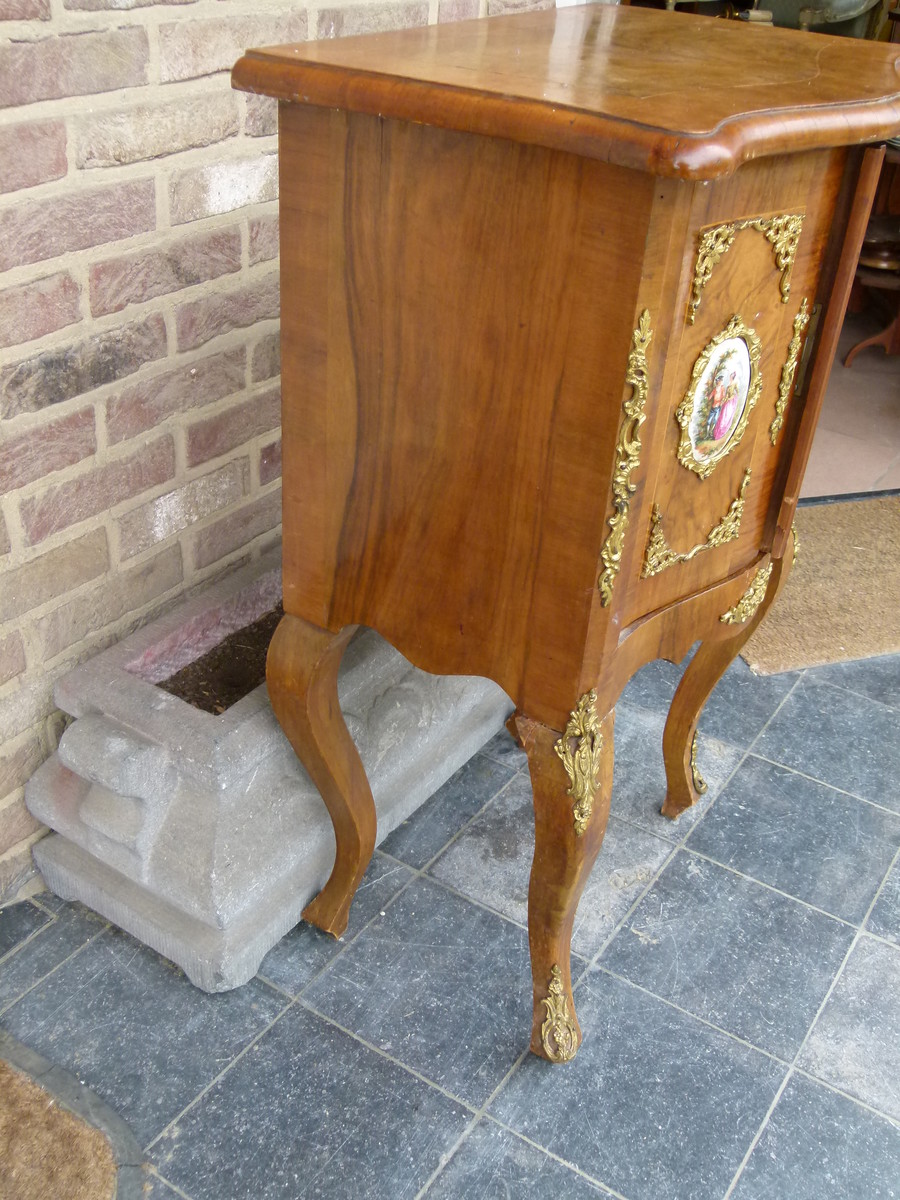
[662,549,793,818]
[266,613,376,938]
[515,697,615,1062]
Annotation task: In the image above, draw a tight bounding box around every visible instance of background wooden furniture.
[234,5,900,1063]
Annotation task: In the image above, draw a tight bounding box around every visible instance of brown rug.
[0,1060,117,1200]
[741,494,900,675]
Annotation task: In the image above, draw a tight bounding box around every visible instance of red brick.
[159,14,307,83]
[245,94,277,138]
[0,838,44,906]
[317,1,428,38]
[0,528,109,624]
[20,436,176,546]
[0,273,81,350]
[0,120,66,195]
[251,332,280,382]
[0,179,156,272]
[0,794,43,859]
[439,0,480,18]
[107,347,246,444]
[176,273,279,352]
[1,314,167,419]
[0,408,96,493]
[186,385,280,467]
[35,544,183,661]
[0,734,45,803]
[0,631,26,688]
[192,488,281,570]
[169,155,277,225]
[0,27,149,108]
[74,93,239,170]
[259,439,282,486]
[0,0,50,16]
[117,461,248,558]
[249,215,279,266]
[90,228,241,317]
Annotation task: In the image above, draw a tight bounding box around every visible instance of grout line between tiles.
[723,840,900,1196]
[144,1166,194,1200]
[0,924,109,1017]
[744,752,900,817]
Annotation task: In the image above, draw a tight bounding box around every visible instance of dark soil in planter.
[158,605,283,714]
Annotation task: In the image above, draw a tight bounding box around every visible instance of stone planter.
[26,549,511,990]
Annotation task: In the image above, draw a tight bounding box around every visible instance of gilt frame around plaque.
[675,315,762,479]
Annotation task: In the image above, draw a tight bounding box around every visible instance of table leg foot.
[515,700,615,1062]
[266,613,376,938]
[662,550,793,818]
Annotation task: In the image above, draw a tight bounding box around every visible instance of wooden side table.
[233,5,900,1062]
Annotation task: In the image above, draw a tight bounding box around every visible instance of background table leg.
[266,614,376,938]
[662,549,794,818]
[515,703,615,1062]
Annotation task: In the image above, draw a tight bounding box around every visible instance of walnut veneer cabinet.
[233,6,900,1063]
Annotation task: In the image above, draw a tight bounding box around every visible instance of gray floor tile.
[2,925,287,1147]
[804,653,900,711]
[799,935,900,1122]
[611,703,742,838]
[599,851,854,1059]
[429,772,673,959]
[478,727,528,772]
[754,678,900,811]
[686,755,900,923]
[868,858,900,946]
[302,876,531,1107]
[732,1072,900,1200]
[491,970,784,1200]
[257,852,415,996]
[150,1002,471,1200]
[0,899,51,958]
[380,753,516,868]
[620,653,798,750]
[144,1174,185,1198]
[426,1119,611,1198]
[0,901,107,1013]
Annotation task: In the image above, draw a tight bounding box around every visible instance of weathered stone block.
[0,792,43,857]
[27,550,512,988]
[0,28,149,108]
[249,215,279,266]
[175,274,279,352]
[250,331,280,382]
[259,440,281,486]
[190,490,281,570]
[169,156,277,225]
[159,14,307,83]
[0,272,81,350]
[0,630,26,689]
[75,94,239,169]
[317,1,429,39]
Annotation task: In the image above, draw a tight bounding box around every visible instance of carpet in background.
[741,494,900,675]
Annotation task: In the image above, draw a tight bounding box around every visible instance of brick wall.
[0,0,558,904]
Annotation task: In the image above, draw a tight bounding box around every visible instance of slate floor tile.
[686,755,900,923]
[599,851,854,1059]
[0,899,51,958]
[2,925,287,1147]
[754,678,900,811]
[429,772,673,959]
[0,900,107,1013]
[799,935,900,1122]
[731,1073,900,1200]
[490,970,784,1200]
[611,703,742,838]
[257,852,415,996]
[478,727,528,772]
[620,653,798,749]
[426,1119,612,1198]
[380,753,516,869]
[151,1002,471,1200]
[804,653,900,711]
[302,876,532,1107]
[868,858,900,945]
[143,1171,185,1198]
